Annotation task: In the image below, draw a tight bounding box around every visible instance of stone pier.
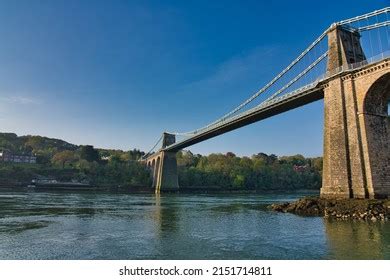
[321,25,390,199]
[145,133,179,193]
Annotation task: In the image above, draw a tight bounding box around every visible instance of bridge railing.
[324,50,390,79]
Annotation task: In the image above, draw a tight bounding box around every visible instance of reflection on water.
[0,190,389,259]
[325,220,390,259]
[153,194,179,234]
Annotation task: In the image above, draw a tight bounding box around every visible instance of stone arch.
[363,72,390,117]
[361,72,390,198]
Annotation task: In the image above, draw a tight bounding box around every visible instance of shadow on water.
[210,203,268,213]
[0,220,52,234]
[0,193,115,219]
[325,219,390,259]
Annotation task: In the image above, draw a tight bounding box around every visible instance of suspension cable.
[375,13,383,55]
[338,7,390,25]
[175,30,330,136]
[386,10,390,48]
[264,52,328,102]
[142,135,163,159]
[358,21,390,32]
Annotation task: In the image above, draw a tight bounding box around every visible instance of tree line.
[0,133,150,186]
[177,151,322,190]
[0,133,323,190]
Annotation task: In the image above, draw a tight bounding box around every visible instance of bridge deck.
[164,86,324,152]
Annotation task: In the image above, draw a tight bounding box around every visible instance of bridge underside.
[165,88,325,152]
[144,87,325,192]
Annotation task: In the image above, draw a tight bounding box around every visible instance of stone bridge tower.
[320,24,390,199]
[146,133,179,193]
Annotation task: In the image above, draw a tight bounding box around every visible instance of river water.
[0,190,389,259]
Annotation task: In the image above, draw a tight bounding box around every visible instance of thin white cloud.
[0,95,42,105]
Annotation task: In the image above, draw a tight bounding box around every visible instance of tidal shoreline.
[269,197,390,221]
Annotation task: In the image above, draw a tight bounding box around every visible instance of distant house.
[293,164,309,172]
[0,151,37,164]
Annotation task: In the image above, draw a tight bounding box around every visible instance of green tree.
[52,150,78,168]
[80,145,100,162]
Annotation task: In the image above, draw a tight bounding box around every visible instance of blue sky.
[0,0,388,156]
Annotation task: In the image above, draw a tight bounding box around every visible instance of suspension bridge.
[142,8,390,199]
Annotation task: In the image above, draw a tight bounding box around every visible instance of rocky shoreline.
[269,197,390,221]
